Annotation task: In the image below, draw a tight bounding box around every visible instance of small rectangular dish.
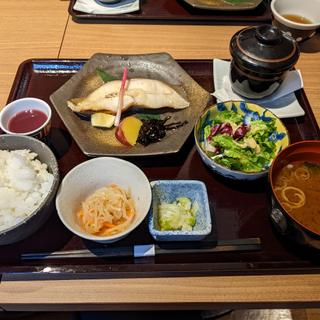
[149,180,212,241]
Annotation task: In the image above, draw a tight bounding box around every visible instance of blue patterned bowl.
[149,180,212,241]
[194,101,289,181]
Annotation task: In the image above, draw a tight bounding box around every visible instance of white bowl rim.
[0,97,52,136]
[271,0,320,30]
[55,157,152,242]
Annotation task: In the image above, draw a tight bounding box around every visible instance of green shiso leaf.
[136,113,161,120]
[96,68,117,82]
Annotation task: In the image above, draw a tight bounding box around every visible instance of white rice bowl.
[0,134,59,245]
[0,149,54,232]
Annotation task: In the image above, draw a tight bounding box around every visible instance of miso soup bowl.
[0,97,52,140]
[269,140,320,250]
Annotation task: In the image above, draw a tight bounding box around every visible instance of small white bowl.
[271,0,320,41]
[0,97,52,139]
[56,157,152,243]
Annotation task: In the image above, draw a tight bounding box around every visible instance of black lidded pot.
[229,25,300,99]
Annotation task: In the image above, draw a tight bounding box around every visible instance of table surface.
[0,0,320,311]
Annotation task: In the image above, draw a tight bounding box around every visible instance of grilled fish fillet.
[67,78,189,113]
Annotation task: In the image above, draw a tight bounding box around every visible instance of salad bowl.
[194,101,289,181]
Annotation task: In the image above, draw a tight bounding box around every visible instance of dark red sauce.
[8,109,47,133]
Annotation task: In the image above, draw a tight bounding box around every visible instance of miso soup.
[274,161,320,235]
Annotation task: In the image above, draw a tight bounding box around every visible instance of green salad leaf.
[203,124,212,140]
[207,111,277,173]
[213,110,243,126]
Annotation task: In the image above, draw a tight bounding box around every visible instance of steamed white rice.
[0,149,54,232]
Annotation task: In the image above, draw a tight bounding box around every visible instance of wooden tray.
[69,0,272,24]
[1,58,320,281]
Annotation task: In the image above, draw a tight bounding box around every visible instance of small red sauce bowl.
[0,98,52,139]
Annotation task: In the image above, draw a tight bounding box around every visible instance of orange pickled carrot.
[103,222,116,228]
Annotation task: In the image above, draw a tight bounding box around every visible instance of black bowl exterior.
[270,194,320,250]
[230,60,287,99]
[229,25,300,99]
[0,135,59,245]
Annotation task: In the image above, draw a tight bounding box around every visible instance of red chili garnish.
[233,124,250,140]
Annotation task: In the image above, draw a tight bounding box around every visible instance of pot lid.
[230,25,300,74]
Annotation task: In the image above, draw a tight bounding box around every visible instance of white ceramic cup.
[0,97,52,139]
[271,0,320,42]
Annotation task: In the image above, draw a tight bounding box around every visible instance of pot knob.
[255,25,282,45]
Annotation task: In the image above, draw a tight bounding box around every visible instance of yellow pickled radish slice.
[91,113,115,128]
